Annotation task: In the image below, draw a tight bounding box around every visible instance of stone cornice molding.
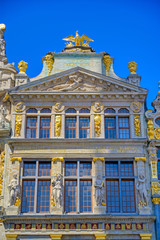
[135,157,146,162]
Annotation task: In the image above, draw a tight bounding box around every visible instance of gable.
[9,67,147,95]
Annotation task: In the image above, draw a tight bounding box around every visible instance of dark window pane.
[155,118,160,126]
[157,161,160,180]
[80,162,92,176]
[26,117,37,138]
[120,162,133,177]
[23,162,36,176]
[22,180,35,213]
[106,162,118,177]
[65,162,77,176]
[40,117,51,138]
[65,117,76,138]
[118,117,129,139]
[106,180,120,213]
[79,118,90,138]
[157,149,160,159]
[37,180,50,213]
[121,180,135,213]
[65,108,76,113]
[105,117,116,139]
[26,108,37,113]
[80,181,92,212]
[39,162,51,176]
[118,108,129,113]
[40,108,51,113]
[104,108,115,113]
[79,108,90,113]
[65,181,77,212]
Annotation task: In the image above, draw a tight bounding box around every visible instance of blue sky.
[1,0,160,109]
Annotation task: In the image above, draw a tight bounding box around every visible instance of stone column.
[135,157,151,215]
[139,233,152,239]
[93,157,106,214]
[5,234,18,240]
[50,234,62,240]
[50,157,64,214]
[94,233,107,240]
[6,157,22,215]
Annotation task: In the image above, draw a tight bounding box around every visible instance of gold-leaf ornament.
[45,53,54,75]
[154,128,160,140]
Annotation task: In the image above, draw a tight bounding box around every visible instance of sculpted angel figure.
[52,173,63,208]
[94,175,104,206]
[8,174,21,206]
[136,173,148,207]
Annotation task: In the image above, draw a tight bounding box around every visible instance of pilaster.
[94,233,107,240]
[5,234,18,240]
[50,234,62,240]
[139,233,152,239]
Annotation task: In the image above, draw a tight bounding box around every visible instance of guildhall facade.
[0,24,160,240]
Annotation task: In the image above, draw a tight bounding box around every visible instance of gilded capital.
[135,157,146,162]
[18,60,28,73]
[152,198,160,205]
[10,157,22,162]
[95,233,107,240]
[139,233,152,240]
[50,234,62,240]
[52,157,64,163]
[93,157,104,162]
[5,234,18,240]
[128,61,137,74]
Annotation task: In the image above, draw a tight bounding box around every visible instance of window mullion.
[116,115,119,138]
[77,161,80,213]
[118,161,122,213]
[34,161,39,213]
[77,115,79,138]
[36,115,40,138]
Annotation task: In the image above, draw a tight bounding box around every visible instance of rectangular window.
[26,117,37,138]
[40,117,51,138]
[105,160,135,213]
[22,160,51,213]
[105,117,116,139]
[64,160,92,213]
[118,117,130,139]
[79,117,90,138]
[157,149,160,180]
[65,117,76,138]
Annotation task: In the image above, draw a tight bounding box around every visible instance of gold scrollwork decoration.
[147,120,154,140]
[154,128,160,140]
[151,161,158,179]
[0,151,5,195]
[151,182,160,195]
[52,157,64,163]
[93,157,104,162]
[152,198,160,205]
[10,157,22,162]
[134,115,141,136]
[103,55,111,76]
[15,114,22,137]
[55,115,61,137]
[45,53,54,75]
[14,197,21,207]
[94,115,101,137]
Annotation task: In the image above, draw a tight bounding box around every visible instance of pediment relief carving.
[19,72,135,93]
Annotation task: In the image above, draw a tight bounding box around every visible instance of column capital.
[52,157,64,163]
[94,233,107,240]
[50,234,62,240]
[10,157,22,162]
[6,234,18,240]
[152,198,160,205]
[93,157,104,162]
[139,233,152,239]
[135,157,146,162]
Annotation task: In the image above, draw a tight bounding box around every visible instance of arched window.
[65,108,76,113]
[118,108,129,114]
[104,108,115,114]
[40,108,51,113]
[79,108,90,113]
[155,118,160,126]
[26,108,37,113]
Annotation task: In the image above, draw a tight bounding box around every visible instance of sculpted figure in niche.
[94,175,104,206]
[136,173,148,207]
[52,173,63,208]
[8,174,21,206]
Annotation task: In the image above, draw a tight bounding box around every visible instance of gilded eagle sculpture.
[63,31,93,46]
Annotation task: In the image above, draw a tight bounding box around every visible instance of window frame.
[64,159,92,214]
[21,159,52,214]
[105,159,136,214]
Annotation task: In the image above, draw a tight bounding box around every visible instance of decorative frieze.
[15,114,22,137]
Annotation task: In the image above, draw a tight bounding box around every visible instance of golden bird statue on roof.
[63,31,93,46]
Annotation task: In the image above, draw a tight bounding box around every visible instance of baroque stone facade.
[0,26,158,240]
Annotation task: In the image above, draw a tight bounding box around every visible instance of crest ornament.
[92,102,103,113]
[154,128,160,140]
[15,102,25,112]
[54,102,64,112]
[130,101,142,113]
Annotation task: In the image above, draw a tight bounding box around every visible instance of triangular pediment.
[9,67,147,94]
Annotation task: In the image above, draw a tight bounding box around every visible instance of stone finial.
[103,55,111,76]
[18,60,28,73]
[128,61,137,74]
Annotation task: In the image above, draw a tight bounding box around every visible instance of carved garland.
[0,151,5,195]
[134,115,141,136]
[147,120,154,140]
[15,114,22,137]
[55,115,61,137]
[94,115,101,137]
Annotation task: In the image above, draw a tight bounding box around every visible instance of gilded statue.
[94,115,101,137]
[15,114,22,137]
[45,52,54,75]
[134,115,141,136]
[55,115,61,137]
[103,55,111,76]
[18,60,28,73]
[128,61,137,74]
[63,31,93,46]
